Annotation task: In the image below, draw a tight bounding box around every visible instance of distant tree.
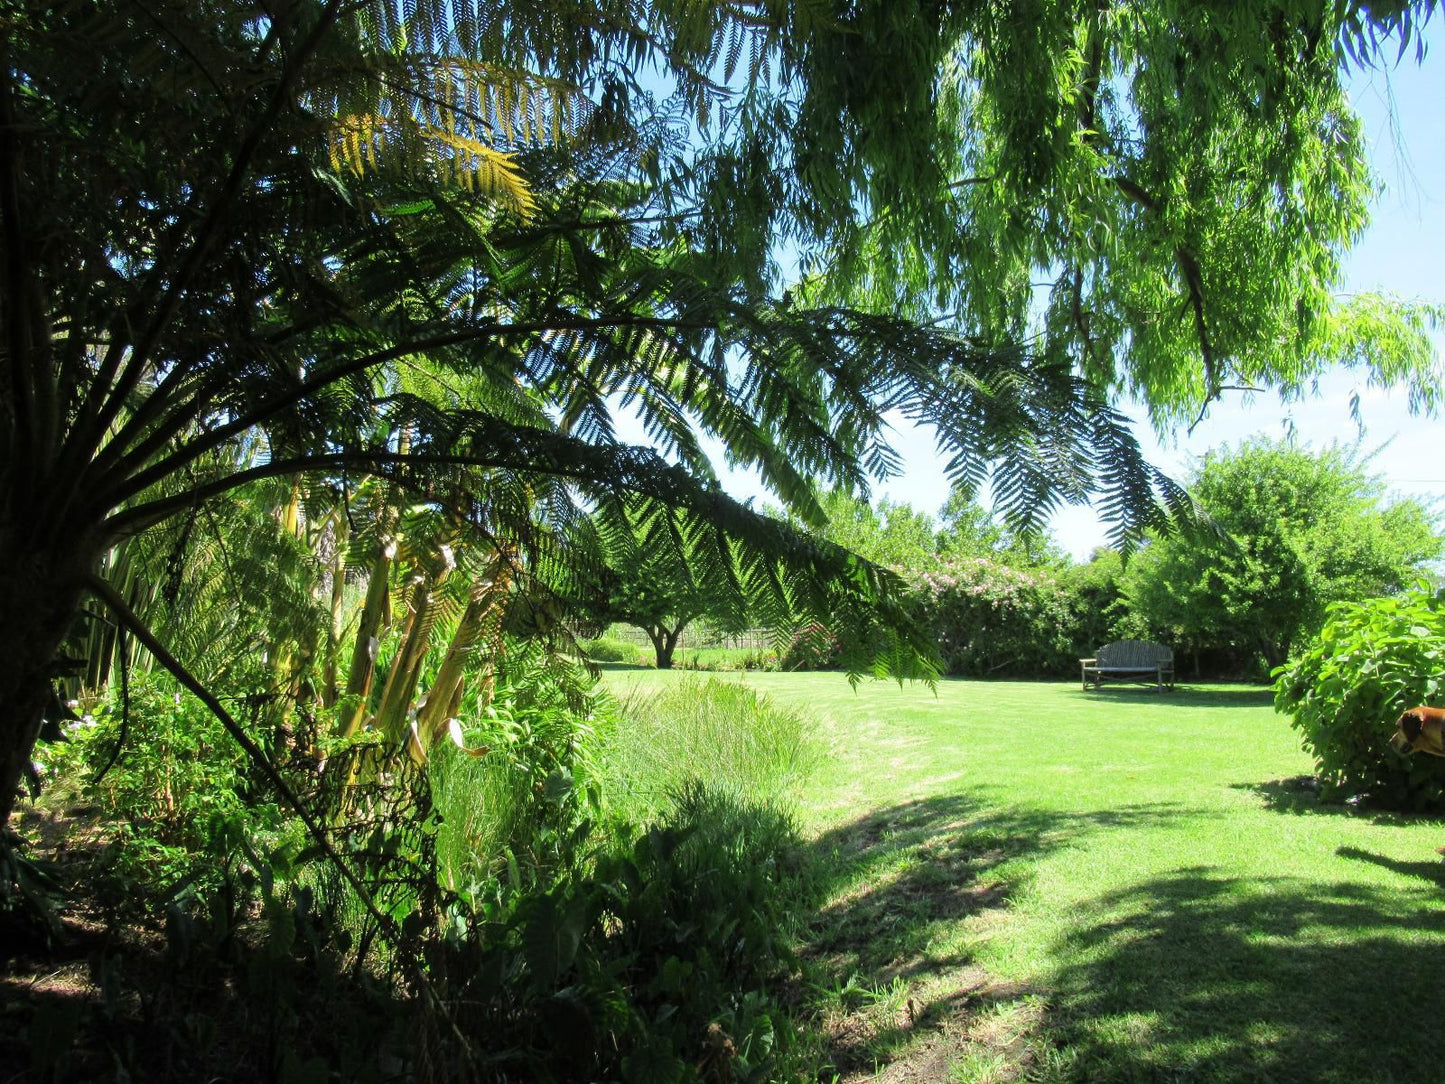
[1120,439,1442,673]
[936,490,1068,567]
[815,491,939,572]
[575,503,756,669]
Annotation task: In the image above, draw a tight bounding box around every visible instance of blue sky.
[622,25,1445,560]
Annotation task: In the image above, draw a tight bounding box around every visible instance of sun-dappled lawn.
[605,670,1445,1083]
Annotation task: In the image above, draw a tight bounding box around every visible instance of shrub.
[34,671,278,892]
[1274,585,1445,810]
[677,646,781,671]
[910,558,1085,677]
[580,635,643,664]
[781,622,840,671]
[430,644,605,899]
[422,781,812,1083]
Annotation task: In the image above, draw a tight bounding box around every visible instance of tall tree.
[1120,438,1442,671]
[936,490,1068,567]
[1,0,1439,828]
[812,490,940,572]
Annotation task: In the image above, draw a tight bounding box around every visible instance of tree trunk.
[0,544,91,830]
[650,625,681,669]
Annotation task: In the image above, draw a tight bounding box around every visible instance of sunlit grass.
[605,671,1445,1082]
[596,675,816,823]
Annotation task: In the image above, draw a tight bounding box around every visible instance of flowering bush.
[781,621,841,671]
[909,557,1117,677]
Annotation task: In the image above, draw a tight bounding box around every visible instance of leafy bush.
[598,678,817,821]
[911,558,1087,677]
[580,635,644,664]
[423,782,812,1082]
[35,671,278,891]
[430,644,605,899]
[781,622,841,671]
[1123,439,1442,675]
[1274,585,1445,810]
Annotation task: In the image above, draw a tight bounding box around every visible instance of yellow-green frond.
[327,113,536,219]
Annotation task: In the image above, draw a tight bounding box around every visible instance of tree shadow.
[1235,777,1439,826]
[799,793,1209,1076]
[1049,866,1445,1081]
[806,793,1207,975]
[1336,844,1445,885]
[1076,684,1275,709]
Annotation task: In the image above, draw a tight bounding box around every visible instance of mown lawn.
[605,669,1445,1083]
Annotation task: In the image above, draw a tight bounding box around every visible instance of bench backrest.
[1095,640,1172,667]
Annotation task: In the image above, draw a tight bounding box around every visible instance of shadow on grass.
[1048,866,1445,1082]
[1336,843,1445,885]
[1076,684,1274,709]
[799,792,1208,1076]
[801,791,1445,1081]
[1235,777,1439,827]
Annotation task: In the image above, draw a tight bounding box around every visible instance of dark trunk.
[0,543,91,830]
[649,625,681,669]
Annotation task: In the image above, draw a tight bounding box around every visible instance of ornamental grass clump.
[1274,585,1445,810]
[600,678,817,822]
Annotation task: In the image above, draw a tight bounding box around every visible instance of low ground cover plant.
[21,660,824,1081]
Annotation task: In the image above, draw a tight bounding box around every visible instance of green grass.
[670,645,780,671]
[605,671,1445,1083]
[596,676,815,822]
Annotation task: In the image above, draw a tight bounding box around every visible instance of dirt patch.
[3,805,411,1083]
[821,970,1048,1084]
[802,798,1064,1083]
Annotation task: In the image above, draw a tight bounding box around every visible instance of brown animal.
[1390,706,1445,757]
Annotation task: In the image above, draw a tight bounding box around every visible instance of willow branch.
[1112,174,1217,393]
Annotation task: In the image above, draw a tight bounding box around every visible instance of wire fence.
[600,625,778,653]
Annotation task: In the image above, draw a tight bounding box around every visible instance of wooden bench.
[1080,640,1175,691]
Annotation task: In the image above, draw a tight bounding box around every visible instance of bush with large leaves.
[1275,586,1445,811]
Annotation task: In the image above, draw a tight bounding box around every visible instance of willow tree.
[1,0,1439,828]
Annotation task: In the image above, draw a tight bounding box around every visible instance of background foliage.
[1120,439,1441,675]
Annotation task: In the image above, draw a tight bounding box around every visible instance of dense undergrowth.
[4,661,825,1083]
